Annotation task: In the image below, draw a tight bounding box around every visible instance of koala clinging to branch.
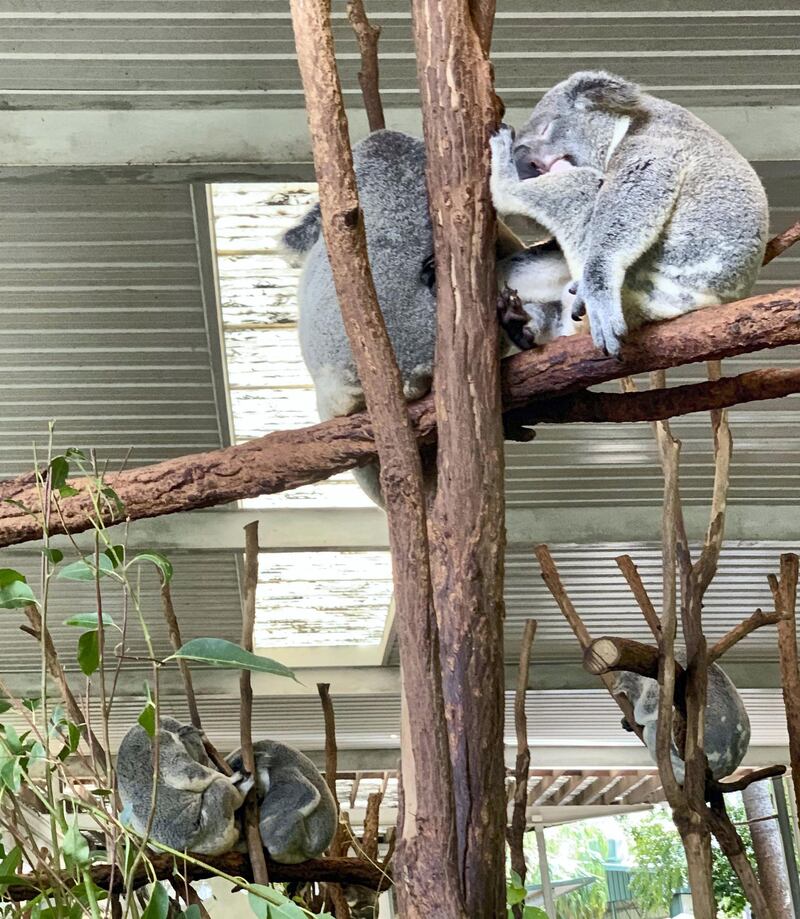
[117,717,252,855]
[285,129,576,504]
[227,739,337,864]
[614,660,750,783]
[491,70,769,356]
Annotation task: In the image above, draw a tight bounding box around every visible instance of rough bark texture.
[742,780,793,918]
[507,621,536,919]
[4,852,391,902]
[410,2,506,913]
[346,0,385,131]
[288,2,462,915]
[772,554,800,818]
[2,289,800,549]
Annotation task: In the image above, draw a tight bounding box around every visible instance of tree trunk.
[411,1,507,916]
[677,816,717,919]
[743,780,793,918]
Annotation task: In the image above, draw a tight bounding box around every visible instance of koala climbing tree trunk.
[410,0,509,915]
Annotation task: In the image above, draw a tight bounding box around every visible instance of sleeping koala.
[614,660,750,783]
[285,129,577,504]
[117,717,251,855]
[490,70,769,356]
[227,739,337,864]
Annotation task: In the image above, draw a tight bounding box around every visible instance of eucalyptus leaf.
[179,907,201,919]
[0,845,21,893]
[128,551,173,584]
[171,638,296,681]
[49,456,69,490]
[141,882,169,919]
[105,545,125,568]
[63,612,117,631]
[100,486,126,517]
[77,630,100,676]
[22,697,41,712]
[58,555,114,581]
[59,486,80,499]
[41,548,64,565]
[138,699,156,738]
[0,570,36,610]
[62,819,90,869]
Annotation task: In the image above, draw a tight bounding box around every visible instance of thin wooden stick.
[159,579,232,776]
[772,553,800,818]
[241,521,269,886]
[507,620,537,919]
[763,220,800,264]
[346,0,385,131]
[708,608,782,664]
[614,555,661,639]
[361,792,383,863]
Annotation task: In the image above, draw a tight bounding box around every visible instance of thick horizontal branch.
[710,764,787,796]
[584,636,664,679]
[1,287,800,547]
[5,851,391,903]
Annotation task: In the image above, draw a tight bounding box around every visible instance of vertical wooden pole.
[288,2,464,915]
[535,826,555,918]
[410,2,507,915]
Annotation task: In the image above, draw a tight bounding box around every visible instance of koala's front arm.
[490,127,600,275]
[576,147,684,355]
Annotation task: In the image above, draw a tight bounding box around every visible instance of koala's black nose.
[513,147,542,180]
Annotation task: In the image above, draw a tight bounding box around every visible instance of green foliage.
[138,686,157,737]
[128,551,173,584]
[63,612,117,630]
[0,569,37,609]
[41,548,64,565]
[248,883,316,918]
[179,907,202,919]
[62,819,90,870]
[58,555,114,581]
[628,804,753,919]
[170,637,297,680]
[77,630,100,676]
[141,883,170,919]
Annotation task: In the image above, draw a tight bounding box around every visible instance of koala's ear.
[569,72,643,115]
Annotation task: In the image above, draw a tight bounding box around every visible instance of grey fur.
[117,717,250,855]
[227,739,337,864]
[287,129,575,505]
[490,70,769,355]
[614,660,750,783]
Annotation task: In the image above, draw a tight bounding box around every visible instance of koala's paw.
[497,287,536,351]
[573,284,627,357]
[231,770,255,797]
[490,125,515,164]
[420,253,436,291]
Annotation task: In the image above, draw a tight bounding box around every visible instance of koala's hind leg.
[192,777,244,855]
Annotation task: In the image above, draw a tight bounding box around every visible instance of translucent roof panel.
[211,182,372,508]
[256,552,393,648]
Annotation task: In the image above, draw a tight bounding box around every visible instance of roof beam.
[11,505,800,553]
[0,106,798,181]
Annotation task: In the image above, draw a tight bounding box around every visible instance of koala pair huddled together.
[614,659,751,783]
[289,71,768,444]
[117,717,336,862]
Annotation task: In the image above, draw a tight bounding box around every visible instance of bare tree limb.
[240,521,269,886]
[763,220,800,265]
[583,636,683,683]
[614,555,661,640]
[346,0,385,131]
[771,553,800,817]
[507,620,536,919]
[3,289,800,549]
[710,765,787,795]
[708,608,783,664]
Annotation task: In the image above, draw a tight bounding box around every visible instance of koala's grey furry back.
[614,661,750,782]
[227,739,337,864]
[491,70,769,355]
[117,716,247,855]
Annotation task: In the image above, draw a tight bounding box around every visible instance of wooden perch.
[584,636,684,682]
[346,0,385,131]
[764,220,800,264]
[615,556,661,639]
[240,521,269,886]
[4,851,391,903]
[2,287,800,549]
[708,608,783,664]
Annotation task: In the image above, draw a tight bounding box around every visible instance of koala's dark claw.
[420,253,436,291]
[571,295,586,321]
[499,122,516,141]
[497,286,535,351]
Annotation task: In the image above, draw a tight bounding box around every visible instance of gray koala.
[490,70,769,356]
[227,739,337,864]
[285,129,576,504]
[614,660,750,783]
[117,717,251,855]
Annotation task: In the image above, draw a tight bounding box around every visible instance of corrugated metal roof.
[0,2,798,110]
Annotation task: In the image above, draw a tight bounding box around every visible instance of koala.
[227,739,337,864]
[117,717,251,855]
[490,70,770,356]
[285,129,576,504]
[613,660,750,783]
